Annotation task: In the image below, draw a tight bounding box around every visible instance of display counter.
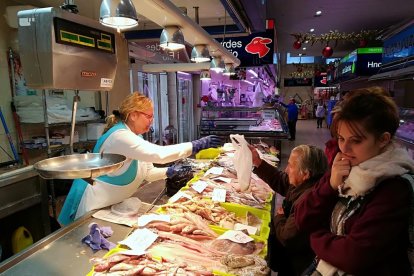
[199,106,289,147]
[396,108,414,159]
[0,180,166,275]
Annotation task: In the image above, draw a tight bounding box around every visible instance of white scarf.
[316,143,414,275]
[341,143,414,197]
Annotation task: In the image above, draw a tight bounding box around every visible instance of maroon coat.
[295,173,412,275]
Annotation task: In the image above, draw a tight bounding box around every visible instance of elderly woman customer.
[295,87,414,275]
[249,144,328,275]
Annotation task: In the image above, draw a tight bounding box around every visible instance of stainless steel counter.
[0,179,167,275]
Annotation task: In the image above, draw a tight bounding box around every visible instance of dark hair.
[334,87,399,139]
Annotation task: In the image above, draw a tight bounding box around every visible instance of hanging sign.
[383,24,414,65]
[216,30,274,67]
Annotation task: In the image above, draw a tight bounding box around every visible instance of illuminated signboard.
[54,17,115,54]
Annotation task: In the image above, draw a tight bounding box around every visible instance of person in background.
[280,98,299,141]
[59,92,221,226]
[249,144,328,275]
[315,100,326,129]
[295,87,414,275]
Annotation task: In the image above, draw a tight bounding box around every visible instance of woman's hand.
[330,152,351,190]
[248,145,262,168]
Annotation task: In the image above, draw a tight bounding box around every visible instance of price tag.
[168,191,192,203]
[213,177,232,183]
[212,188,226,202]
[137,214,171,227]
[191,180,208,193]
[234,223,258,235]
[114,249,147,256]
[204,167,224,176]
[119,228,158,251]
[217,230,254,243]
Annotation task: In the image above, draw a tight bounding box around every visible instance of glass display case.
[199,106,289,140]
[395,108,414,159]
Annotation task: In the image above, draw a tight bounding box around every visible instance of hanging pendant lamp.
[191,45,210,63]
[210,57,225,72]
[223,63,236,76]
[100,0,138,30]
[200,70,211,80]
[160,26,185,51]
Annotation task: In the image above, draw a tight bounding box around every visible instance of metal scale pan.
[34,153,126,179]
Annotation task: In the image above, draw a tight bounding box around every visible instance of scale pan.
[34,153,126,179]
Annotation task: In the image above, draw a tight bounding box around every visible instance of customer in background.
[249,144,328,275]
[295,87,414,275]
[280,98,299,141]
[59,92,221,226]
[315,100,326,129]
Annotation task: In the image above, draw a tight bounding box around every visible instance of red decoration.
[322,46,333,58]
[293,40,302,49]
[201,95,209,103]
[359,39,368,47]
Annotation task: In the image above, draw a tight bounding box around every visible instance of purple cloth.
[81,223,115,252]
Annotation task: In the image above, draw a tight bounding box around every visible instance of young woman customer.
[295,87,414,275]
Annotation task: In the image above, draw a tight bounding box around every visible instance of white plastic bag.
[230,134,252,191]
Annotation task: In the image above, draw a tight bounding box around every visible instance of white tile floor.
[280,119,332,166]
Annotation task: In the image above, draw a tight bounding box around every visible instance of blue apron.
[58,123,138,225]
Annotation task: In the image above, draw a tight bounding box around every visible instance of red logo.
[320,77,327,85]
[245,37,272,58]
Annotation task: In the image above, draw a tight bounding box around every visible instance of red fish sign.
[245,37,272,58]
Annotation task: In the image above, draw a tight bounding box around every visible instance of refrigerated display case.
[395,108,414,159]
[199,106,289,152]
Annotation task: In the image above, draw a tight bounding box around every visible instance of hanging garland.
[291,29,381,57]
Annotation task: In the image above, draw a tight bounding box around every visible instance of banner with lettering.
[216,30,274,67]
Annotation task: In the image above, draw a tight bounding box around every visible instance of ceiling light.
[160,26,185,51]
[305,40,309,44]
[210,57,225,72]
[248,69,258,78]
[99,0,138,30]
[191,44,210,63]
[200,70,211,80]
[315,10,322,16]
[310,28,315,33]
[298,53,303,56]
[223,63,236,76]
[302,47,307,50]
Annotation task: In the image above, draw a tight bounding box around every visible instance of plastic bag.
[230,134,252,191]
[111,197,142,217]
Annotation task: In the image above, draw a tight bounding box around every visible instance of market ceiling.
[14,0,414,62]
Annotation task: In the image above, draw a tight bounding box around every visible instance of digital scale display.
[53,17,115,54]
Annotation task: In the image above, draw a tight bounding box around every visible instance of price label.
[191,180,208,193]
[137,214,171,227]
[217,230,254,243]
[119,228,158,251]
[212,188,226,202]
[234,223,258,235]
[204,167,224,176]
[168,191,192,203]
[114,249,147,256]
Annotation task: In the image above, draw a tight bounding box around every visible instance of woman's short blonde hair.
[104,92,153,133]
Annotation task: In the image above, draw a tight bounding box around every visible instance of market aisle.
[279,119,332,167]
